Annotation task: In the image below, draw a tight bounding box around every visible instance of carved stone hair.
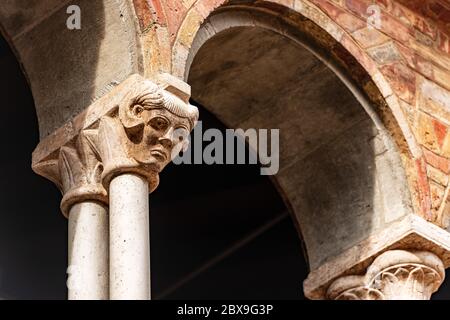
[119,79,199,131]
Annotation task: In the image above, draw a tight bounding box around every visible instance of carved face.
[127,108,191,172]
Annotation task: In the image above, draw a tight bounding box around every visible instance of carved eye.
[132,104,144,116]
[149,116,169,131]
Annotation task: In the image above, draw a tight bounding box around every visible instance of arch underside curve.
[184,7,415,271]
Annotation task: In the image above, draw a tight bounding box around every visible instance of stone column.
[327,250,445,300]
[95,75,198,300]
[32,74,198,300]
[109,174,150,299]
[68,201,108,300]
[59,132,109,300]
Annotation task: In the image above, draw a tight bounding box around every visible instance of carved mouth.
[150,149,168,162]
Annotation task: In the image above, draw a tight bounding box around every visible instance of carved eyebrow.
[151,114,169,122]
[147,115,170,126]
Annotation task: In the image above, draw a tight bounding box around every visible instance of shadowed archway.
[186,9,413,277]
[0,30,66,300]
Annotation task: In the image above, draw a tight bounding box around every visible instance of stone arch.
[171,2,430,298]
[186,8,410,255]
[174,0,420,154]
[169,0,433,222]
[132,0,173,77]
[129,3,450,299]
[0,0,142,138]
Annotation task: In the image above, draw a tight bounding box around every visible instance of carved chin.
[134,152,169,172]
[150,150,168,163]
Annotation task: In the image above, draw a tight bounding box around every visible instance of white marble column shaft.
[109,173,150,300]
[68,201,109,300]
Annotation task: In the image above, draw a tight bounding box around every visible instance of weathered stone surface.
[417,112,440,153]
[410,40,450,72]
[173,3,450,300]
[339,33,378,75]
[438,30,450,55]
[178,8,204,47]
[396,0,450,53]
[430,181,446,217]
[68,201,109,300]
[33,74,198,216]
[417,80,450,155]
[294,0,344,41]
[423,148,450,175]
[304,215,450,299]
[432,65,450,92]
[427,165,449,187]
[311,0,366,32]
[367,41,402,65]
[132,0,155,31]
[141,27,172,77]
[165,0,190,41]
[2,0,450,301]
[0,0,141,138]
[328,250,445,300]
[196,0,226,19]
[415,156,433,220]
[189,17,413,272]
[109,173,150,300]
[397,44,434,79]
[0,0,70,38]
[439,188,450,231]
[352,27,390,48]
[381,63,416,104]
[391,2,432,36]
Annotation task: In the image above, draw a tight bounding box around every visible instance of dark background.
[1,32,450,300]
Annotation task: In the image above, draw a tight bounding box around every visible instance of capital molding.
[59,130,107,216]
[304,214,450,299]
[32,73,198,217]
[327,250,445,300]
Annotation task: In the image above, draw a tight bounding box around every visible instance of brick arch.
[173,0,417,150]
[131,0,173,76]
[184,7,422,287]
[170,0,438,220]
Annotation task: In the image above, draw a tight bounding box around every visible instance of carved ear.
[119,81,163,134]
[119,96,146,132]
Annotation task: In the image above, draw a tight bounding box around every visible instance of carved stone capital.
[327,250,445,300]
[304,215,450,299]
[32,74,198,217]
[59,130,107,217]
[97,76,198,189]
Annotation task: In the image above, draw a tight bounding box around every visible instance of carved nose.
[159,136,173,149]
[159,128,175,149]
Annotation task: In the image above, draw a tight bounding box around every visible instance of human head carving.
[119,79,199,172]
